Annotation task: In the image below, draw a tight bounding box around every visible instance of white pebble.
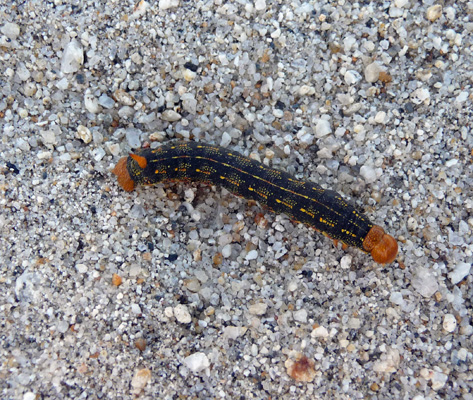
[340,255,352,269]
[220,131,232,147]
[1,22,20,39]
[394,0,408,7]
[426,5,442,22]
[374,111,387,124]
[76,263,88,273]
[159,0,179,10]
[131,369,151,394]
[106,142,120,156]
[184,352,210,373]
[92,148,106,161]
[84,92,101,113]
[299,85,315,96]
[344,70,361,85]
[222,244,232,258]
[314,119,332,138]
[23,393,36,400]
[254,0,266,11]
[411,87,430,104]
[183,68,196,82]
[448,262,470,285]
[360,165,377,184]
[131,304,142,314]
[223,326,247,340]
[311,326,329,339]
[455,91,469,103]
[443,314,457,332]
[365,62,381,83]
[161,109,181,121]
[174,304,192,324]
[249,302,267,315]
[41,130,56,145]
[77,125,92,144]
[246,250,258,260]
[293,309,308,323]
[61,40,84,73]
[411,267,438,298]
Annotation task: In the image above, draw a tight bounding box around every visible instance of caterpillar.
[112,141,398,264]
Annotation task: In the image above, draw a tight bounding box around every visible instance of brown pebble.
[112,273,122,286]
[379,71,392,83]
[135,338,147,352]
[213,253,223,266]
[370,382,380,391]
[285,355,316,382]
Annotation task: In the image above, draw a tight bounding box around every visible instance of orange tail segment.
[363,225,398,264]
[112,156,136,192]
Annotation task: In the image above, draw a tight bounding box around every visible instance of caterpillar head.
[363,225,398,264]
[112,153,148,192]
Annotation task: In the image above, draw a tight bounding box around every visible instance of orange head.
[363,225,398,264]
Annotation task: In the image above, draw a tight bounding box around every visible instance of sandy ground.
[1,1,472,399]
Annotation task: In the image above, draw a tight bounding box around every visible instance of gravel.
[1,1,472,399]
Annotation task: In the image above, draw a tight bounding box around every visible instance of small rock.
[98,93,115,109]
[131,368,151,394]
[61,40,84,73]
[222,244,232,258]
[246,250,258,260]
[84,93,101,113]
[293,309,308,323]
[443,314,457,332]
[254,0,266,11]
[77,125,92,144]
[249,302,267,315]
[159,0,179,10]
[411,267,438,297]
[426,5,442,22]
[374,111,387,124]
[114,89,136,106]
[365,62,381,83]
[299,85,315,96]
[448,262,470,284]
[315,119,332,138]
[184,352,210,373]
[340,255,352,269]
[223,326,247,340]
[112,273,122,286]
[41,130,57,145]
[344,70,361,85]
[161,110,181,122]
[220,132,232,147]
[174,304,192,324]
[411,87,430,104]
[76,263,87,273]
[131,304,142,314]
[360,165,377,184]
[183,68,196,81]
[311,326,329,339]
[285,356,316,382]
[1,22,20,39]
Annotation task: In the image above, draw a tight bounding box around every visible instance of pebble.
[222,244,232,258]
[311,326,329,339]
[248,302,267,316]
[411,267,439,297]
[174,304,192,324]
[61,40,84,73]
[184,352,210,373]
[159,0,179,10]
[293,309,308,323]
[365,62,381,83]
[114,89,135,106]
[344,70,361,85]
[98,94,115,109]
[340,255,352,269]
[77,125,92,144]
[314,119,332,138]
[299,85,315,96]
[161,110,181,122]
[426,5,442,22]
[245,250,258,260]
[220,132,232,147]
[2,22,20,39]
[443,314,457,332]
[131,368,151,394]
[254,0,266,12]
[223,326,247,340]
[84,92,101,113]
[40,130,56,145]
[448,262,470,284]
[131,304,142,314]
[374,111,387,124]
[360,165,377,184]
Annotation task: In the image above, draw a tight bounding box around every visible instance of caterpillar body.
[113,141,398,264]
